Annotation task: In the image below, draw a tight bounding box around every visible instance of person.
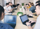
[29,3,36,13]
[26,4,29,10]
[8,2,16,8]
[27,2,31,11]
[0,6,14,29]
[8,2,14,9]
[8,2,17,12]
[4,3,12,14]
[28,2,31,9]
[26,3,40,29]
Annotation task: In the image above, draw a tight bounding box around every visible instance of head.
[0,6,4,20]
[36,1,40,5]
[9,2,13,6]
[30,3,34,6]
[35,3,40,15]
[26,4,29,6]
[6,3,9,7]
[28,2,31,6]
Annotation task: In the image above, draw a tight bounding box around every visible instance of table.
[12,10,37,29]
[2,5,38,29]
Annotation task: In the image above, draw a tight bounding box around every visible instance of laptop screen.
[20,15,28,22]
[4,15,16,23]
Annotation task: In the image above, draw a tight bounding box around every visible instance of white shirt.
[4,6,12,13]
[8,6,12,10]
[34,15,40,29]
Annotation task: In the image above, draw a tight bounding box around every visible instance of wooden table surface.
[2,5,38,29]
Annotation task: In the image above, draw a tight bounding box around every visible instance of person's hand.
[30,20,36,23]
[26,22,31,26]
[29,13,33,16]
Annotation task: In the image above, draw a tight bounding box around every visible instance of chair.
[4,15,17,28]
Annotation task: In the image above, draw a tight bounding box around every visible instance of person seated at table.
[8,2,13,8]
[26,3,40,29]
[0,6,14,29]
[26,4,29,10]
[29,3,36,13]
[4,3,12,14]
[27,2,31,11]
[8,2,17,11]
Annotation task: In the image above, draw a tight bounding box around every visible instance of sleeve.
[8,25,14,29]
[34,16,40,29]
[34,23,40,29]
[8,6,12,10]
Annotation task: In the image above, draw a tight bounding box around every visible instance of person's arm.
[26,22,33,29]
[8,6,14,12]
[4,9,11,13]
[8,8,13,12]
[8,7,16,12]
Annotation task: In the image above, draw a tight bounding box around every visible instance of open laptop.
[20,14,29,25]
[20,14,35,26]
[4,15,17,28]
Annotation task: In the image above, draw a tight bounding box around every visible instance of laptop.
[20,14,35,26]
[20,14,29,25]
[12,5,17,7]
[4,15,17,28]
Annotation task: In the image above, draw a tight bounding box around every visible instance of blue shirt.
[29,6,36,13]
[0,23,14,29]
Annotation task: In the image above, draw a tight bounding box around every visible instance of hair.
[36,3,40,6]
[29,2,31,3]
[6,3,9,6]
[31,3,34,6]
[26,4,29,6]
[36,1,40,3]
[29,2,31,6]
[0,6,4,17]
[8,2,12,4]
